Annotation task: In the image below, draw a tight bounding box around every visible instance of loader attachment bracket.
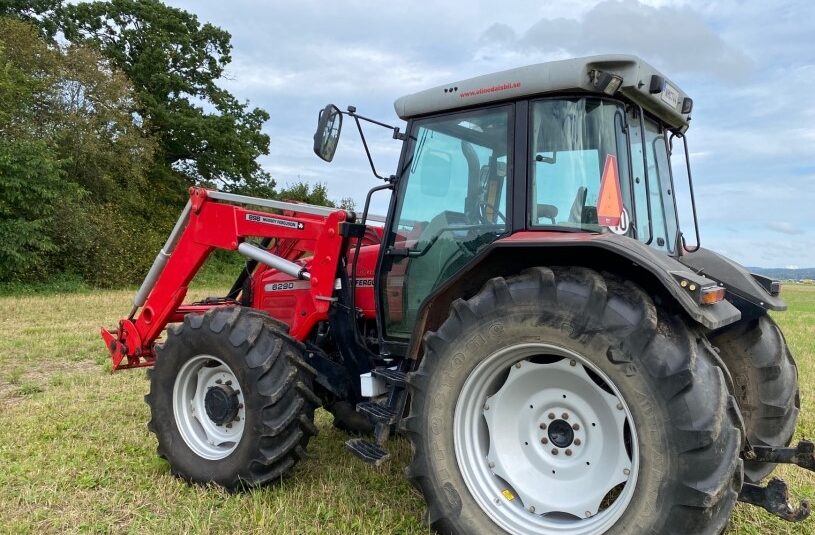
[738,478,811,522]
[101,320,153,370]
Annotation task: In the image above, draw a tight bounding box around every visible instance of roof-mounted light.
[681,97,693,114]
[589,69,623,96]
[649,75,666,94]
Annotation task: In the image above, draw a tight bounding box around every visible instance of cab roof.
[393,54,693,132]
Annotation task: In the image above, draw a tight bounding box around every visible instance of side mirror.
[313,104,343,162]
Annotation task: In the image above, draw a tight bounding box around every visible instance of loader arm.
[101,187,350,370]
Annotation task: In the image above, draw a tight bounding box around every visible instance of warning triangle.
[597,154,623,227]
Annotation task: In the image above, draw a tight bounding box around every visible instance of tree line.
[0,1,345,286]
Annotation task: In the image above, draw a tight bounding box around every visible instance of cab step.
[356,400,398,425]
[345,438,391,466]
[371,367,407,386]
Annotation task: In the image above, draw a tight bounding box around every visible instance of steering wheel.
[477,201,506,224]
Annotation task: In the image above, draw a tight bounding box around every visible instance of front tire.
[145,306,320,489]
[710,315,800,482]
[403,267,743,535]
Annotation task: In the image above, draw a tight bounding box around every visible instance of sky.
[167,0,815,268]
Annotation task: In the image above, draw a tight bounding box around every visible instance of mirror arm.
[346,106,406,140]
[350,114,390,181]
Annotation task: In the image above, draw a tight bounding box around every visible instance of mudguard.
[497,233,743,330]
[407,232,742,357]
[678,247,786,317]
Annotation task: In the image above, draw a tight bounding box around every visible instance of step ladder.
[345,367,408,466]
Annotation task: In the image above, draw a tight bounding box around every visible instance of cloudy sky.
[168,0,814,267]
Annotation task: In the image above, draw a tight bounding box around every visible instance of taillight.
[700,286,726,305]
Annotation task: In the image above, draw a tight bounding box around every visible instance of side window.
[533,150,601,224]
[629,113,676,252]
[529,98,633,233]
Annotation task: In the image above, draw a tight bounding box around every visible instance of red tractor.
[103,55,809,534]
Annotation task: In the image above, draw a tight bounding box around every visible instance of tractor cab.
[314,55,702,344]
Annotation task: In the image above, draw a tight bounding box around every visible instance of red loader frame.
[101,187,352,370]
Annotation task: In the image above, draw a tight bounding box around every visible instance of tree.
[0,0,62,38]
[0,17,158,284]
[277,181,335,207]
[0,21,65,279]
[60,0,273,195]
[0,137,64,280]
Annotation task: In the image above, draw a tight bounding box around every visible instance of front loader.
[102,55,809,534]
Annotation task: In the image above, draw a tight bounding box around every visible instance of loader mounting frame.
[101,187,352,370]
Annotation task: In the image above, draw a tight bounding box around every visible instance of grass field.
[0,284,813,534]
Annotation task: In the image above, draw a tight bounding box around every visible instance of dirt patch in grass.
[0,358,99,407]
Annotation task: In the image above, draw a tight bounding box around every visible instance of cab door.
[377,105,513,341]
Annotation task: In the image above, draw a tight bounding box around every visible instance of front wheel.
[403,267,743,535]
[145,307,320,489]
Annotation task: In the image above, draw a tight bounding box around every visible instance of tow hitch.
[738,440,815,522]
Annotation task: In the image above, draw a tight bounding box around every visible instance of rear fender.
[406,233,741,359]
[678,247,786,321]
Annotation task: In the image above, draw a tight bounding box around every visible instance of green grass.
[0,285,813,533]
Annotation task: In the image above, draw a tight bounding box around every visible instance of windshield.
[382,106,511,338]
[529,98,633,235]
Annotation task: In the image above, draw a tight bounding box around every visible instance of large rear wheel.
[403,267,743,535]
[146,306,320,489]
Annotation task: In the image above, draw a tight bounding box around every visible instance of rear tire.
[710,315,800,482]
[145,306,320,489]
[403,267,743,535]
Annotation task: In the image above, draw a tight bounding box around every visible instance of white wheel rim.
[173,355,246,460]
[454,343,639,535]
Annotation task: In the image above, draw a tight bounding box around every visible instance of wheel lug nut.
[569,359,576,366]
[624,468,631,476]
[528,506,535,513]
[539,423,547,430]
[234,416,240,422]
[551,448,559,455]
[225,380,232,386]
[566,449,572,456]
[541,437,548,445]
[215,379,222,384]
[562,413,569,420]
[515,362,522,368]
[548,412,555,420]
[238,403,244,409]
[488,461,495,468]
[616,403,624,410]
[572,423,580,431]
[484,404,490,411]
[574,439,581,446]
